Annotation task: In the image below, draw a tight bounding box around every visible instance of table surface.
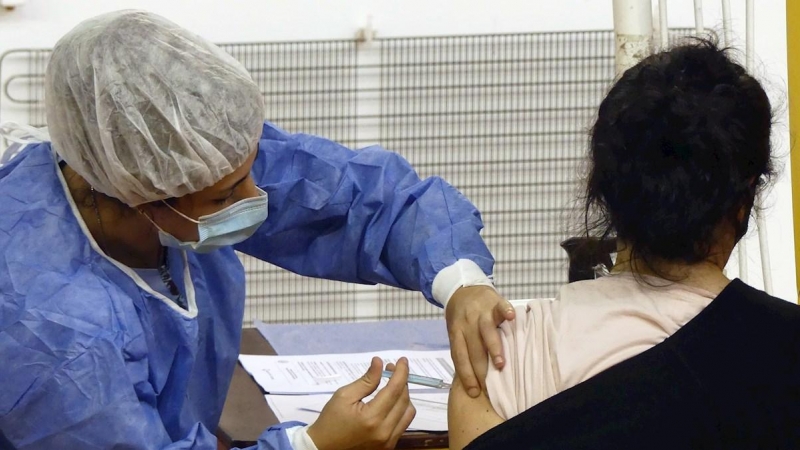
[216,328,449,449]
[217,329,280,448]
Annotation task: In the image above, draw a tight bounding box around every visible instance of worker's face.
[143,148,260,243]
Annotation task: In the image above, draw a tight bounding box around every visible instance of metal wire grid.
[0,30,695,325]
[372,28,696,319]
[0,49,48,127]
[371,32,611,319]
[224,33,613,323]
[220,41,366,324]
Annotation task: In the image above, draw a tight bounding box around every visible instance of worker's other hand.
[446,285,515,398]
[307,357,416,450]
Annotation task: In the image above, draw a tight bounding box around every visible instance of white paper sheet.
[239,349,454,394]
[265,392,449,432]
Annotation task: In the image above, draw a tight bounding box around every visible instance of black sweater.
[466,280,800,449]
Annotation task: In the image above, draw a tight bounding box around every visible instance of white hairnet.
[45,10,265,206]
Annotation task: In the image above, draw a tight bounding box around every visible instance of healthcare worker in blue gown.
[0,10,517,450]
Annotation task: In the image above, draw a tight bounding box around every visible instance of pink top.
[486,272,716,419]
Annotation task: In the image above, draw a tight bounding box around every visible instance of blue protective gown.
[0,121,494,449]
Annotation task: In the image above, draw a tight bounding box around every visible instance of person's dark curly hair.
[584,38,774,272]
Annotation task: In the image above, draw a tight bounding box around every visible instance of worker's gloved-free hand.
[445,285,515,398]
[307,357,416,450]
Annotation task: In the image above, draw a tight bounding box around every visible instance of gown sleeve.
[235,121,495,305]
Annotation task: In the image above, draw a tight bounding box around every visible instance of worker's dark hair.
[584,37,774,271]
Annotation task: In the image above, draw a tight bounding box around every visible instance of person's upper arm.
[448,378,504,450]
[485,300,560,418]
[236,121,494,304]
[448,301,558,449]
[447,308,520,449]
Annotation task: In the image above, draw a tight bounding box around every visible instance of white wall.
[0,0,794,301]
[0,0,615,48]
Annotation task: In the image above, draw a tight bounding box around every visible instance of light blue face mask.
[151,188,269,254]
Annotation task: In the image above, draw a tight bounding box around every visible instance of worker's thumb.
[339,356,383,401]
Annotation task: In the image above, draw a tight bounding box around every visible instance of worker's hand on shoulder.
[307,357,416,450]
[446,285,515,398]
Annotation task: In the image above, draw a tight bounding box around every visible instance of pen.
[381,370,451,389]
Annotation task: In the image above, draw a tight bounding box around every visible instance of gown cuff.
[432,259,495,308]
[286,425,319,450]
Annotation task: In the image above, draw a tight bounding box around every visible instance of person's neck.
[61,165,163,269]
[611,243,732,296]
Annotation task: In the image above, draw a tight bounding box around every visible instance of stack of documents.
[238,349,453,431]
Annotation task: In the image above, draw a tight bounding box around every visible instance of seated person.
[449,39,800,449]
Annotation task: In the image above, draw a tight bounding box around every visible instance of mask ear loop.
[138,207,165,233]
[161,201,201,224]
[140,204,203,246]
